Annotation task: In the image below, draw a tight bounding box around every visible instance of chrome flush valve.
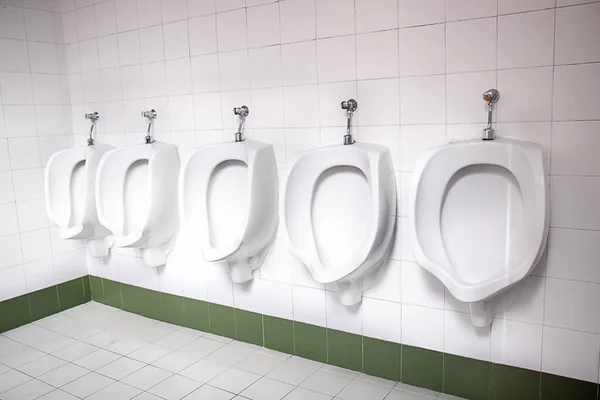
[85,112,99,146]
[142,109,157,144]
[233,106,249,142]
[341,99,358,145]
[482,89,499,140]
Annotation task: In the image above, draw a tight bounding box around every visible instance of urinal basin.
[96,142,180,267]
[409,139,549,324]
[283,142,397,305]
[45,144,113,257]
[180,139,278,283]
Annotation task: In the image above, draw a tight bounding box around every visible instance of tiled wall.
[0,0,86,302]
[17,0,600,388]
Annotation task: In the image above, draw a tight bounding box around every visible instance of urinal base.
[86,237,113,258]
[225,245,271,284]
[469,300,492,327]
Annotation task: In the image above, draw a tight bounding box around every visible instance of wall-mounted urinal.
[179,106,278,283]
[283,100,397,305]
[95,110,180,267]
[45,112,113,257]
[408,90,549,327]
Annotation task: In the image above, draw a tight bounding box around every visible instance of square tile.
[263,315,294,354]
[553,63,600,122]
[240,377,294,400]
[236,351,287,376]
[540,372,598,400]
[209,368,261,394]
[401,345,443,392]
[542,326,600,383]
[148,374,201,400]
[337,379,391,400]
[266,356,321,386]
[61,372,115,398]
[96,357,145,380]
[356,30,398,80]
[235,309,264,346]
[399,24,445,77]
[279,0,315,43]
[179,359,229,383]
[555,3,600,65]
[327,329,363,372]
[53,341,99,362]
[356,0,397,33]
[74,349,122,370]
[120,365,173,391]
[294,322,327,363]
[184,385,235,400]
[443,354,490,400]
[446,18,497,73]
[0,379,53,400]
[362,337,401,381]
[38,363,88,387]
[300,368,353,396]
[86,382,141,400]
[208,303,236,339]
[0,369,32,393]
[490,364,541,400]
[152,350,199,373]
[316,36,356,83]
[16,355,67,378]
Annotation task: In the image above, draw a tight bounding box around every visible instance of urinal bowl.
[180,140,279,283]
[96,142,180,267]
[283,142,397,305]
[45,144,114,257]
[409,139,549,326]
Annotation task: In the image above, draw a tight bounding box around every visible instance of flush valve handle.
[482,89,499,141]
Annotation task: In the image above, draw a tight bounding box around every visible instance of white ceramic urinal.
[283,142,397,306]
[409,138,549,326]
[45,143,114,257]
[96,142,180,267]
[179,139,278,283]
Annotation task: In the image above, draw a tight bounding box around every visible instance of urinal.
[45,143,114,257]
[408,138,549,327]
[95,111,180,267]
[179,106,279,283]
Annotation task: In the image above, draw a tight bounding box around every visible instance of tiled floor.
[0,302,462,400]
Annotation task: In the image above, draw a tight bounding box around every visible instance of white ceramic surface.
[45,143,114,257]
[179,139,279,283]
[409,138,549,326]
[95,142,180,267]
[283,142,397,306]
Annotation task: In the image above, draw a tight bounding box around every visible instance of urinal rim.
[283,142,395,284]
[408,138,549,303]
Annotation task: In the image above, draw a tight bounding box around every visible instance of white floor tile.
[356,373,397,387]
[385,388,435,399]
[74,349,122,370]
[129,343,174,364]
[209,367,261,394]
[204,342,257,367]
[240,377,295,400]
[121,365,173,390]
[0,346,46,368]
[152,350,200,373]
[105,337,151,355]
[61,372,115,398]
[34,335,78,354]
[0,369,33,393]
[319,364,358,379]
[132,392,165,400]
[186,385,236,399]
[394,383,439,398]
[16,355,67,377]
[37,363,88,388]
[336,379,392,400]
[0,364,10,375]
[86,382,142,400]
[0,337,27,358]
[53,342,99,362]
[236,351,286,375]
[266,356,322,386]
[148,374,202,400]
[180,337,225,358]
[0,379,54,400]
[97,357,146,379]
[300,369,353,396]
[286,387,333,400]
[179,359,230,383]
[35,389,80,400]
[155,330,200,350]
[3,325,56,346]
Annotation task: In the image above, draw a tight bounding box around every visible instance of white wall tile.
[138,0,162,28]
[400,75,445,125]
[98,35,120,69]
[118,30,141,66]
[163,20,189,60]
[216,9,247,52]
[550,176,600,230]
[293,285,326,326]
[446,17,497,73]
[16,198,48,232]
[444,310,491,361]
[8,138,41,169]
[555,3,600,65]
[95,0,117,36]
[218,50,249,91]
[139,26,164,63]
[193,92,222,130]
[399,24,445,77]
[362,298,402,343]
[0,73,34,105]
[247,3,280,49]
[0,38,30,73]
[189,15,217,56]
[446,0,498,21]
[356,30,399,80]
[24,8,55,42]
[402,304,444,351]
[497,67,553,122]
[4,105,37,137]
[187,0,214,18]
[363,260,402,303]
[491,319,543,371]
[168,94,195,131]
[32,74,62,105]
[398,0,445,28]
[544,277,600,334]
[316,36,356,83]
[283,85,319,128]
[551,121,600,176]
[493,276,545,325]
[0,234,23,269]
[191,54,220,93]
[401,261,445,309]
[248,46,282,89]
[399,125,445,171]
[250,88,284,129]
[498,0,554,14]
[215,0,244,13]
[498,10,555,69]
[0,203,20,236]
[355,0,397,33]
[316,0,354,39]
[281,41,317,87]
[115,0,138,32]
[356,78,400,126]
[29,42,60,74]
[279,0,315,44]
[546,228,600,284]
[161,0,187,23]
[0,265,27,300]
[553,63,600,121]
[24,258,55,292]
[20,228,52,262]
[76,5,96,41]
[542,326,600,383]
